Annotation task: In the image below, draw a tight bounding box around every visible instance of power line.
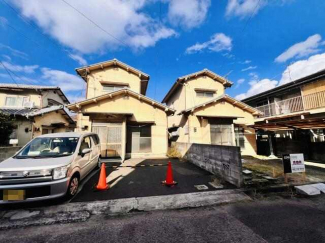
[241,0,262,33]
[61,0,127,46]
[1,0,73,59]
[0,61,19,87]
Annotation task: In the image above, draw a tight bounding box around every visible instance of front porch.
[83,112,157,162]
[68,89,174,162]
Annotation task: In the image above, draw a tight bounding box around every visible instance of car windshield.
[15,137,79,159]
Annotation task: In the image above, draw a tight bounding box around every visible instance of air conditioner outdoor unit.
[23,101,35,109]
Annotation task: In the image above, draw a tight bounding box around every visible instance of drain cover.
[194,185,209,190]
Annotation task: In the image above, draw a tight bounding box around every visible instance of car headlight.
[53,166,69,180]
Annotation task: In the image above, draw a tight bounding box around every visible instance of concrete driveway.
[71,158,234,203]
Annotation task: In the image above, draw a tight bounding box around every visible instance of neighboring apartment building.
[241,69,325,161]
[162,69,261,156]
[0,84,75,146]
[67,59,174,162]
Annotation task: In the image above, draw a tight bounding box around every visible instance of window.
[48,99,62,106]
[210,124,234,146]
[5,96,29,107]
[79,136,92,153]
[196,91,214,98]
[91,134,100,145]
[16,137,79,158]
[127,125,152,153]
[102,85,127,93]
[235,127,245,149]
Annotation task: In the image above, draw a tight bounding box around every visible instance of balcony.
[256,91,325,118]
[256,96,304,118]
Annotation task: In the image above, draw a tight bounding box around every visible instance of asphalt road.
[1,195,325,243]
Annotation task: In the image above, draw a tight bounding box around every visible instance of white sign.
[290,154,305,173]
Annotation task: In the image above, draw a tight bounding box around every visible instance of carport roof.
[67,88,175,115]
[178,94,262,116]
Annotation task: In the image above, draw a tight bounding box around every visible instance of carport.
[71,158,234,203]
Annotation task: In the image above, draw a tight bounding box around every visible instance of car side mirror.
[81,148,91,157]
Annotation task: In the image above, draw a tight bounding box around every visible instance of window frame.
[79,136,92,154]
[5,96,29,107]
[196,91,215,98]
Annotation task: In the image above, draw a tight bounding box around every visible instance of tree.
[0,112,15,146]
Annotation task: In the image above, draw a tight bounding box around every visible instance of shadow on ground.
[71,158,235,203]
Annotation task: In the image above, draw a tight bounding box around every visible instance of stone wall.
[0,146,21,162]
[173,142,243,187]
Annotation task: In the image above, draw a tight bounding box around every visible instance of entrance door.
[92,123,123,159]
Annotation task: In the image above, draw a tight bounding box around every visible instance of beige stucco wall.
[0,89,65,108]
[32,111,71,138]
[0,90,42,108]
[41,90,66,107]
[166,76,225,113]
[77,94,169,157]
[86,66,142,99]
[12,119,33,146]
[174,100,257,156]
[166,75,226,128]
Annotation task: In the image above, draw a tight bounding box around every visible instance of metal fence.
[256,96,304,118]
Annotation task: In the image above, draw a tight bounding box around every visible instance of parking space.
[71,158,234,203]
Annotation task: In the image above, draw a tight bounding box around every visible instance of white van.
[0,132,101,204]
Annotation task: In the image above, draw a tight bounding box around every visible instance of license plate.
[3,190,25,201]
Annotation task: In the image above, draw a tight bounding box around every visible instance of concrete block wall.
[0,146,22,162]
[174,142,243,187]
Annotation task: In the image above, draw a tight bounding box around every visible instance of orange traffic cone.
[96,163,109,190]
[162,161,177,186]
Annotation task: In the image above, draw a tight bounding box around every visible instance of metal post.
[268,131,275,156]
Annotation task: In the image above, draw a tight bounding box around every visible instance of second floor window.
[196,91,214,98]
[102,85,127,93]
[5,96,29,107]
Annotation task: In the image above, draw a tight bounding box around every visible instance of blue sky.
[1,0,325,103]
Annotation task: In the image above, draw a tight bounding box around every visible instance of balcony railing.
[255,90,325,118]
[303,90,325,110]
[256,96,304,118]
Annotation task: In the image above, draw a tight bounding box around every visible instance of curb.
[0,189,251,229]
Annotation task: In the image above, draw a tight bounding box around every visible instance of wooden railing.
[303,90,325,110]
[255,91,325,118]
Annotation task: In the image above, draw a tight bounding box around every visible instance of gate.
[92,122,123,159]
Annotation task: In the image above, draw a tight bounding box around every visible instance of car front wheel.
[67,175,79,198]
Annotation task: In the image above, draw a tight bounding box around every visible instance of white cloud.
[186,33,232,54]
[235,78,278,100]
[0,44,28,59]
[0,73,38,83]
[67,94,85,104]
[168,0,211,29]
[275,34,323,63]
[2,55,11,61]
[235,52,325,100]
[226,0,266,19]
[279,52,325,85]
[12,0,176,54]
[0,61,38,73]
[235,78,245,88]
[239,59,251,64]
[68,53,87,66]
[41,68,85,93]
[241,65,257,71]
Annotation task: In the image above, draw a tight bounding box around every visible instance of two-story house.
[0,83,75,146]
[67,59,174,162]
[242,69,325,161]
[162,69,261,156]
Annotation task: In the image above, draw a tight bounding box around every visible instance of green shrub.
[0,112,15,146]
